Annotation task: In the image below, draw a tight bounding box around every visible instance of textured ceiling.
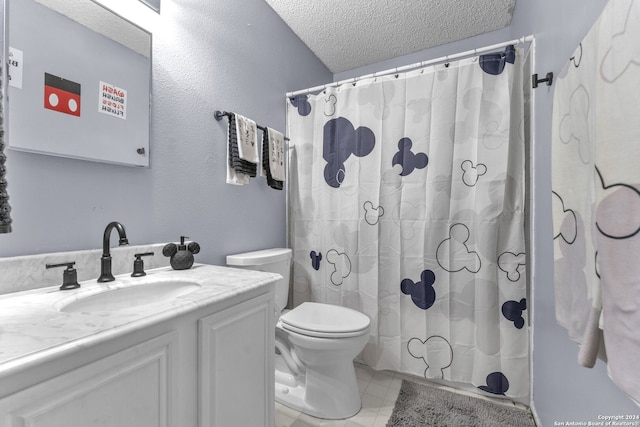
[265,0,516,73]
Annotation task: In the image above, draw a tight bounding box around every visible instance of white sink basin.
[59,280,201,313]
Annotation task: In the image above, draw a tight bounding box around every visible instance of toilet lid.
[280,302,370,337]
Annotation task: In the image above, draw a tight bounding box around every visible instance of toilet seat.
[279,302,370,338]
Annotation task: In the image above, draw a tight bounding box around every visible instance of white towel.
[235,113,259,164]
[267,127,285,181]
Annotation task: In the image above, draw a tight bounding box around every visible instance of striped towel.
[226,113,256,185]
[0,63,11,233]
[261,128,283,190]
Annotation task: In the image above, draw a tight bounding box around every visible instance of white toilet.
[226,248,370,420]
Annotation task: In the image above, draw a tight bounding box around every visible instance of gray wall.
[337,0,639,425]
[3,0,638,424]
[1,0,331,265]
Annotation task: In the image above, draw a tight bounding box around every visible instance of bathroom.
[0,0,638,426]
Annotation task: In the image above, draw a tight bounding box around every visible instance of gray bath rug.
[386,380,536,427]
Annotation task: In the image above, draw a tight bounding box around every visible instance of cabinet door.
[0,332,178,427]
[8,0,151,167]
[199,292,275,427]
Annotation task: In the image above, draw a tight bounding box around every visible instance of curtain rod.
[286,35,534,97]
[214,110,290,141]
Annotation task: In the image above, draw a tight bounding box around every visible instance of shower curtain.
[287,46,530,398]
[552,0,640,403]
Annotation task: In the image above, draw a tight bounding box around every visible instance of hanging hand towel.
[261,129,283,190]
[266,127,285,181]
[235,113,259,164]
[0,63,11,233]
[226,113,257,185]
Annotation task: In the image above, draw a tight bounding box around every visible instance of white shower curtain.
[287,46,530,398]
[552,0,640,404]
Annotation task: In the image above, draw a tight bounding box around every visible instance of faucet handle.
[131,252,154,277]
[46,262,81,291]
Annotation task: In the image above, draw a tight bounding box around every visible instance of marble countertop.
[0,264,279,377]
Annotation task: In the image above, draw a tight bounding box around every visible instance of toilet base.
[274,354,362,420]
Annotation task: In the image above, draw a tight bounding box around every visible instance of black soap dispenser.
[163,236,200,270]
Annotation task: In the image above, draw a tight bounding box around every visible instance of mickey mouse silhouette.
[600,1,640,83]
[392,138,428,176]
[436,223,481,273]
[391,200,427,240]
[401,269,436,310]
[502,298,527,329]
[552,191,578,245]
[559,85,591,164]
[407,98,431,124]
[326,249,351,286]
[357,80,393,119]
[378,289,399,316]
[479,45,515,75]
[324,94,337,116]
[323,117,376,188]
[407,335,453,379]
[363,201,384,225]
[478,372,510,395]
[461,160,487,186]
[310,251,322,270]
[595,166,640,240]
[497,252,526,282]
[290,95,312,116]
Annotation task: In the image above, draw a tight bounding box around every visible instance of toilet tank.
[226,248,292,312]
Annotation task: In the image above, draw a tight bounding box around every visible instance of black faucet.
[97,221,129,282]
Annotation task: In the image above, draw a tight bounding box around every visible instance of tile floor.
[274,363,529,427]
[274,363,402,427]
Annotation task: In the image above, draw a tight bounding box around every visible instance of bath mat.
[386,380,536,427]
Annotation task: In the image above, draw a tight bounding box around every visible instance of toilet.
[226,248,370,420]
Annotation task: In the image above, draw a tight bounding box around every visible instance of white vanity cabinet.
[199,293,275,427]
[0,271,275,427]
[0,331,180,427]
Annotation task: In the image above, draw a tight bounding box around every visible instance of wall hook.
[532,72,553,88]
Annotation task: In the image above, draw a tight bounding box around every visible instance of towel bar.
[214,110,290,141]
